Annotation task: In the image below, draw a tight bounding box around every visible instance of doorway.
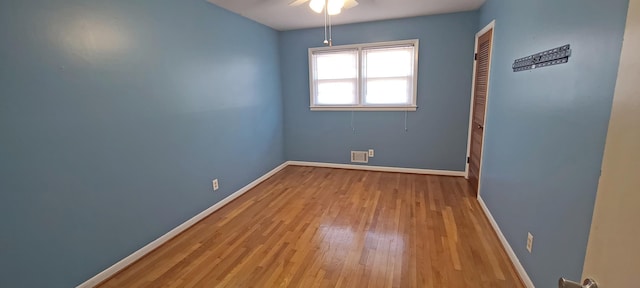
[466,21,495,195]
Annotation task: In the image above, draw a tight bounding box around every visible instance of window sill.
[310,106,417,112]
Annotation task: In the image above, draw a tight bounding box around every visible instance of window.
[309,40,419,111]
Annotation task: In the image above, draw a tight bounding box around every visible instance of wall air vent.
[351,151,369,163]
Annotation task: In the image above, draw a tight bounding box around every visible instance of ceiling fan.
[289,0,359,15]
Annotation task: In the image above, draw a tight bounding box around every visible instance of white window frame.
[308,39,420,111]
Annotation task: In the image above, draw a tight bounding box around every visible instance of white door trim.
[465,20,496,199]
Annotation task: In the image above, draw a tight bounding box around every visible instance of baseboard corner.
[477,196,536,288]
[76,162,288,288]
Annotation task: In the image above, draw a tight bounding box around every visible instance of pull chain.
[404,111,408,132]
[328,13,332,47]
[323,0,328,45]
[351,111,355,134]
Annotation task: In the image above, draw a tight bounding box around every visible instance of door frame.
[465,20,496,197]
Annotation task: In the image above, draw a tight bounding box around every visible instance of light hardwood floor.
[99,166,524,288]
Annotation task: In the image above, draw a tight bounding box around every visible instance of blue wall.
[1,0,628,286]
[280,12,478,171]
[477,0,629,286]
[0,1,284,287]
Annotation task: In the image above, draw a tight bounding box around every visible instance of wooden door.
[579,1,639,286]
[468,26,493,194]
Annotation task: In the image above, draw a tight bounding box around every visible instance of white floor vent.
[351,151,369,163]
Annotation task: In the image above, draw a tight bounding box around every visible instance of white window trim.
[308,39,420,112]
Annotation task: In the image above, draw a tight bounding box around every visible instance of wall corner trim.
[287,161,466,177]
[76,162,289,288]
[477,196,536,288]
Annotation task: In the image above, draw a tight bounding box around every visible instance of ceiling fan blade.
[289,0,310,6]
[344,0,359,9]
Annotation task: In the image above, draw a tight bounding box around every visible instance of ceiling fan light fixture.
[327,0,345,15]
[309,0,324,13]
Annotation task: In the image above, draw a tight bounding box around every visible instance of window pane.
[365,79,410,105]
[309,40,418,109]
[363,45,415,106]
[315,51,358,80]
[364,47,413,78]
[317,81,357,105]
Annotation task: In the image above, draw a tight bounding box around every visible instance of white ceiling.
[207,0,485,31]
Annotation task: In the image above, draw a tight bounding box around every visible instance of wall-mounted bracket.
[513,44,572,72]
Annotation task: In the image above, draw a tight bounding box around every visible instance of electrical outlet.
[212,179,219,191]
[527,232,534,253]
[368,149,374,157]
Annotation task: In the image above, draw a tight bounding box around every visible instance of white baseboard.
[77,161,463,287]
[477,196,535,288]
[76,162,289,288]
[287,161,466,177]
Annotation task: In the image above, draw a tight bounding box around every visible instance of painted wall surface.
[583,0,640,286]
[0,1,283,287]
[477,0,629,286]
[280,12,478,171]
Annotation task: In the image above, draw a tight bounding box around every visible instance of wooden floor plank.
[98,166,524,288]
